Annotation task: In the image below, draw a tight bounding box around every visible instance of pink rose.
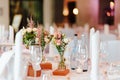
[56,39,61,45]
[57,32,62,39]
[54,32,62,39]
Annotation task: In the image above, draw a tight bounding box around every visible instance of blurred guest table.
[24,61,119,80]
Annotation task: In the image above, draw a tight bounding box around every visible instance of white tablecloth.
[25,70,104,80]
[1,50,120,80]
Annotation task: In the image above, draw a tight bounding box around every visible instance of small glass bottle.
[80,34,88,72]
[70,34,78,70]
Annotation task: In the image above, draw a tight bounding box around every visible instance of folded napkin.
[89,28,95,58]
[14,30,23,80]
[90,30,100,80]
[0,50,14,75]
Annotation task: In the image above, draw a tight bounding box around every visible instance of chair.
[101,40,120,62]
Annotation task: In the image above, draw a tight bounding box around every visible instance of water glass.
[29,45,42,79]
[41,70,52,80]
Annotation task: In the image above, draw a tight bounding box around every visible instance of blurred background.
[0,0,118,30]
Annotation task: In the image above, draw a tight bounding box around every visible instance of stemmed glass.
[29,45,42,80]
[76,38,88,71]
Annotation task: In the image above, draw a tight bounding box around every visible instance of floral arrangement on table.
[22,18,52,50]
[22,18,39,48]
[40,27,53,62]
[22,27,38,48]
[53,32,69,70]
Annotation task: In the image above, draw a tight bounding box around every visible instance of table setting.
[0,18,120,80]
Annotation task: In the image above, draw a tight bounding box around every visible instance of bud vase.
[58,52,66,70]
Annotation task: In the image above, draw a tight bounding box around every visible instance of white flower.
[26,28,32,33]
[63,38,69,43]
[44,37,50,43]
[22,29,26,35]
[35,38,39,44]
[33,28,37,32]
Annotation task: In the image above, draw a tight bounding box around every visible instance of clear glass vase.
[58,52,66,70]
[41,50,45,63]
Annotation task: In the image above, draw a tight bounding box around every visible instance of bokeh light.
[110,1,114,9]
[73,8,79,15]
[63,8,69,16]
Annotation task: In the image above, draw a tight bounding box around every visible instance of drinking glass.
[29,45,42,80]
[76,39,88,70]
[41,70,52,80]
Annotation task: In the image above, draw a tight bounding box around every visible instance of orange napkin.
[27,65,41,77]
[40,62,52,70]
[53,69,70,76]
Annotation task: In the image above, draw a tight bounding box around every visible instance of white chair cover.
[100,33,117,41]
[101,40,120,62]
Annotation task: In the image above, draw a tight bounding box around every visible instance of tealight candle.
[76,67,82,74]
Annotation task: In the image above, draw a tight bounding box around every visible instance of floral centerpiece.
[22,27,38,48]
[39,27,53,62]
[53,32,69,70]
[23,17,53,62]
[22,17,39,48]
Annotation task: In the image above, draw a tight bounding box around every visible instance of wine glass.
[76,39,88,71]
[29,45,42,79]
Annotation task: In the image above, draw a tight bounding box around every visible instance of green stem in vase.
[58,52,66,70]
[41,47,45,63]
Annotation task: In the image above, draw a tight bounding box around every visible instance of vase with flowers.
[22,17,40,48]
[22,27,38,48]
[39,26,53,62]
[53,32,69,70]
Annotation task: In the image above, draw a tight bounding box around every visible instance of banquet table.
[22,54,116,80]
[0,32,120,80]
[1,48,120,80]
[25,71,91,80]
[0,51,120,80]
[24,62,111,80]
